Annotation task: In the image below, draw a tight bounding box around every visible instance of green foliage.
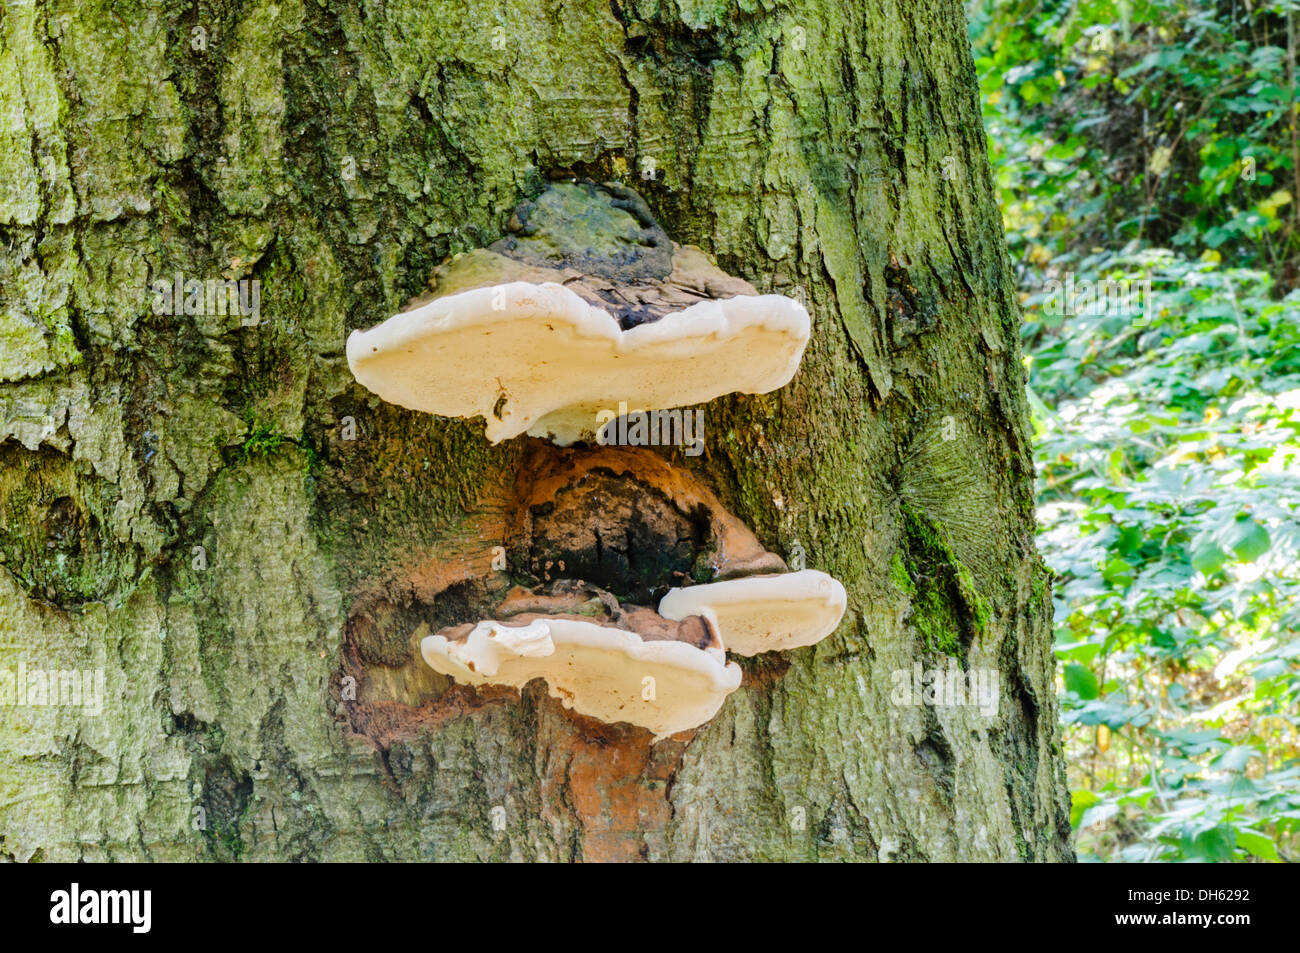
[1029,253,1300,862]
[971,0,1300,280]
[976,0,1300,861]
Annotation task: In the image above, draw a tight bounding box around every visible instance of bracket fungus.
[340,442,853,743]
[658,569,848,657]
[346,180,810,445]
[342,183,842,744]
[420,612,741,741]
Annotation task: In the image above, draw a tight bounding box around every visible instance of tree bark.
[0,0,1073,861]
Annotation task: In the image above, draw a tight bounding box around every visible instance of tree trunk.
[0,0,1073,861]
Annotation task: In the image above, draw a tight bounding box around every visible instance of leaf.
[1215,746,1257,772]
[1235,829,1279,861]
[1252,659,1289,680]
[1182,824,1236,862]
[1101,557,1135,586]
[1229,520,1271,562]
[1070,789,1100,828]
[1057,641,1102,664]
[1191,540,1228,574]
[1064,663,1101,699]
[1079,802,1119,830]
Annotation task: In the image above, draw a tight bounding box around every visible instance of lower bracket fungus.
[341,445,848,745]
[346,180,810,445]
[421,611,741,741]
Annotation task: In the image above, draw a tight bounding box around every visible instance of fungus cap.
[420,616,742,740]
[657,569,847,657]
[346,280,809,445]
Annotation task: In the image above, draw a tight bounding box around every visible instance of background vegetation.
[972,0,1300,860]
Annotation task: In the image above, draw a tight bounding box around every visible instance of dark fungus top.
[412,180,757,330]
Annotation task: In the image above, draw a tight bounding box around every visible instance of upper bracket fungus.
[346,180,810,445]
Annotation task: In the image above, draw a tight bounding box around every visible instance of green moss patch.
[895,505,991,662]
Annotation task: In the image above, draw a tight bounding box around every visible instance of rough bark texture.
[0,0,1074,861]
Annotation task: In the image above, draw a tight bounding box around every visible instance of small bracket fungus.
[421,615,741,741]
[346,181,810,445]
[658,569,848,657]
